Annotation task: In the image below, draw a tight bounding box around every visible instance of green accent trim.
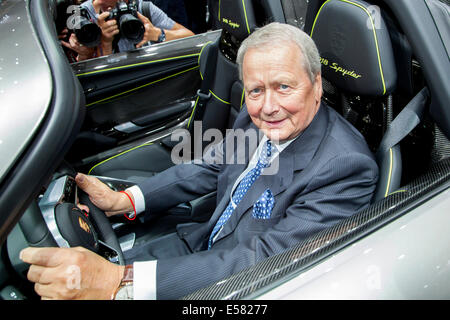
[210,90,231,104]
[88,142,154,175]
[86,66,199,107]
[187,96,200,128]
[241,0,251,34]
[187,90,230,128]
[310,0,387,95]
[218,0,221,21]
[240,87,245,109]
[77,54,200,77]
[385,147,393,198]
[387,189,407,196]
[198,41,212,81]
[310,0,331,37]
[187,91,230,128]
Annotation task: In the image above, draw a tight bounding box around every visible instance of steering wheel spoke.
[26,175,125,265]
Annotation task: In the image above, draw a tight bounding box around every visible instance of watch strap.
[112,264,133,299]
[121,264,134,283]
[158,28,166,43]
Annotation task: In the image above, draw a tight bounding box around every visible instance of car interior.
[0,0,449,300]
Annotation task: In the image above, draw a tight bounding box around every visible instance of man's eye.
[250,88,261,95]
[279,84,289,90]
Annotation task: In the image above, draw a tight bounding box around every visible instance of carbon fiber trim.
[182,157,450,300]
[431,125,450,162]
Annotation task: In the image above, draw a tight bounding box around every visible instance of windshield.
[0,0,52,182]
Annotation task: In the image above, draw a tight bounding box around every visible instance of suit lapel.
[213,104,330,244]
[292,104,329,171]
[207,120,259,231]
[215,104,330,243]
[216,143,295,242]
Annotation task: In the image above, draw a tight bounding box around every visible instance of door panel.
[84,66,200,128]
[73,31,220,130]
[68,31,221,162]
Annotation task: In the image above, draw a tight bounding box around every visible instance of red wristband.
[119,191,136,221]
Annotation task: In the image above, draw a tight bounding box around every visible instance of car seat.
[308,0,405,201]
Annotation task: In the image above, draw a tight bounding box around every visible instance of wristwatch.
[112,264,134,300]
[157,28,166,43]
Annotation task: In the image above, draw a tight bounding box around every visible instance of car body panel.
[0,0,52,182]
[257,187,450,299]
[0,0,85,248]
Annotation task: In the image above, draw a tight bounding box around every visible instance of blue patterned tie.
[208,140,273,249]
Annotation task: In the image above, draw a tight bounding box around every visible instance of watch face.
[115,284,133,300]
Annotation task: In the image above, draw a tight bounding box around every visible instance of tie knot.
[258,140,273,167]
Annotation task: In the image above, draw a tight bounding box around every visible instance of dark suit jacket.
[137,103,379,299]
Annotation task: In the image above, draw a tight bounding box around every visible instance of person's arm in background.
[60,11,119,61]
[95,11,120,56]
[135,12,194,48]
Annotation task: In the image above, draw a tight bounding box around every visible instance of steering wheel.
[20,174,124,265]
[78,189,125,265]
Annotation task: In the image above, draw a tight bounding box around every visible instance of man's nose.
[262,90,279,115]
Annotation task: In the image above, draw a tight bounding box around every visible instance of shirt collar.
[263,134,300,153]
[250,134,300,165]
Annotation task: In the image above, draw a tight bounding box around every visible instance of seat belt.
[188,40,219,129]
[376,87,430,159]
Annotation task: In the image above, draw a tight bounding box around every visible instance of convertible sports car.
[0,0,449,300]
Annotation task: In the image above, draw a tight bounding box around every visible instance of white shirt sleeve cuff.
[133,260,157,300]
[126,185,146,217]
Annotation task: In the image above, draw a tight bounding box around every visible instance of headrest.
[311,0,397,96]
[218,0,258,41]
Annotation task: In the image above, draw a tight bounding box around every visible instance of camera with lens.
[65,6,102,47]
[108,1,145,43]
[54,0,101,48]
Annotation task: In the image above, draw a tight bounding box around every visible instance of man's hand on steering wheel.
[75,173,134,217]
[19,172,132,299]
[20,246,124,300]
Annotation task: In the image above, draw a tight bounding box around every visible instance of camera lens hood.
[119,14,145,43]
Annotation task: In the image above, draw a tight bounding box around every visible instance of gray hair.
[236,22,321,84]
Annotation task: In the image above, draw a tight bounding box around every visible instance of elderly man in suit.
[21,22,378,300]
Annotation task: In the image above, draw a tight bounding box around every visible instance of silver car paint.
[0,0,52,181]
[257,187,450,299]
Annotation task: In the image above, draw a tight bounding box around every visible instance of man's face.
[243,42,322,142]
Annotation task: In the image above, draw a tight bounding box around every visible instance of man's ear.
[313,73,323,104]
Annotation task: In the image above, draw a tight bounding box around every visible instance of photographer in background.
[57,0,96,62]
[60,28,97,62]
[63,0,194,61]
